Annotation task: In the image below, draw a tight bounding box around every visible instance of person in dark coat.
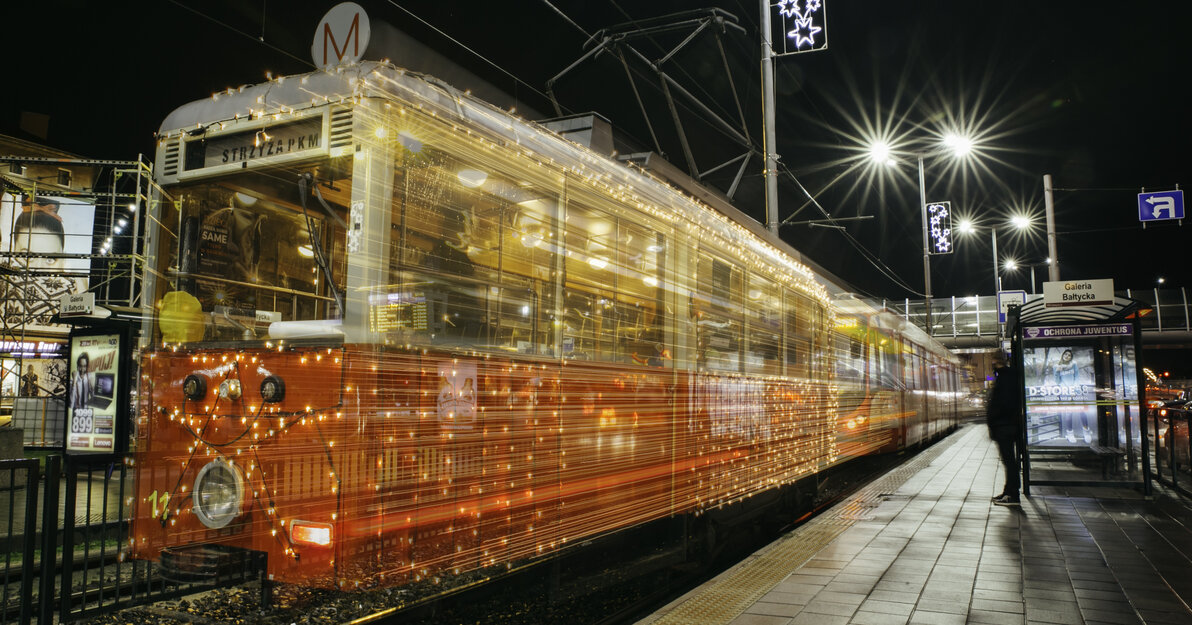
[987,351,1023,505]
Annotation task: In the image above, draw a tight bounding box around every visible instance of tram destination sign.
[1023,324,1132,339]
[184,116,324,173]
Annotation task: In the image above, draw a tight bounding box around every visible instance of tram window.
[691,250,743,372]
[744,274,781,376]
[389,146,564,352]
[503,197,558,284]
[160,165,348,342]
[492,280,543,354]
[563,204,617,291]
[699,317,740,372]
[882,339,901,389]
[616,223,663,301]
[833,330,863,384]
[615,223,665,366]
[561,290,619,361]
[561,203,666,365]
[784,292,813,378]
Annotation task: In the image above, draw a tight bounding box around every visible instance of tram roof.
[158,62,939,349]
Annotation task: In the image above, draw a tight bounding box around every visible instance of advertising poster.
[1023,345,1097,446]
[1114,345,1141,445]
[0,193,95,332]
[67,333,121,453]
[436,360,477,429]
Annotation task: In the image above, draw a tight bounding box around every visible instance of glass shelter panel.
[1020,325,1147,491]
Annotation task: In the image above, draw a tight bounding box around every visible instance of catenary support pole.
[1044,173,1059,282]
[991,227,1000,294]
[918,155,932,334]
[760,0,779,235]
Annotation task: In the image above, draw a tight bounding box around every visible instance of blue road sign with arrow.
[1138,189,1184,222]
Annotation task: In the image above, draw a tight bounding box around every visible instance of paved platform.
[639,423,1192,625]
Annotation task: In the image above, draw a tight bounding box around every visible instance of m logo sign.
[311,2,371,69]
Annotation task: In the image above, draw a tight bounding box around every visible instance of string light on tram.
[130,61,949,591]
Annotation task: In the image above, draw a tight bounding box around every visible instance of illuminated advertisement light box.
[1023,345,1098,447]
[66,327,130,455]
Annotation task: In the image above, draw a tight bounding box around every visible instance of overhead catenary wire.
[167,0,312,68]
[388,1,564,112]
[778,163,924,297]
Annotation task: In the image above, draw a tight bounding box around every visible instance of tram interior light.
[458,168,487,188]
[397,131,422,153]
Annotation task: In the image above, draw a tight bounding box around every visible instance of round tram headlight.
[192,459,245,529]
[183,375,207,401]
[260,375,285,403]
[217,379,242,400]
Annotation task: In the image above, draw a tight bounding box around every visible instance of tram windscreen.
[153,160,350,343]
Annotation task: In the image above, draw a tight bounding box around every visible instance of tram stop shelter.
[1007,296,1152,495]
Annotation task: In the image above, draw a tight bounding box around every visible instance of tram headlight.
[260,375,285,403]
[183,374,207,401]
[192,459,245,529]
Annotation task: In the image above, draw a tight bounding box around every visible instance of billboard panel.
[67,332,122,454]
[1023,345,1097,446]
[0,193,95,332]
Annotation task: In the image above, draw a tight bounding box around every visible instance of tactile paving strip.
[647,430,966,625]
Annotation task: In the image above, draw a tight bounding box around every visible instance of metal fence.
[1,459,41,625]
[1152,405,1192,497]
[1,455,266,624]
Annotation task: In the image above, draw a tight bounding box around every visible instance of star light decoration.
[774,0,828,55]
[927,202,954,255]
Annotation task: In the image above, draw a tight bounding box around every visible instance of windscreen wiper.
[297,173,345,317]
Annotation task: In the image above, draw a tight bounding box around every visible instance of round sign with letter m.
[311,2,372,69]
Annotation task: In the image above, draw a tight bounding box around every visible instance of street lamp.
[958,216,1033,294]
[868,134,973,335]
[1001,258,1018,291]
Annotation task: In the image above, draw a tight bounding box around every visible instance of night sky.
[4,1,1190,300]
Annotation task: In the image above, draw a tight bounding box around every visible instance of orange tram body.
[130,62,961,591]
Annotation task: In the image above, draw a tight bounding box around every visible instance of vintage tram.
[130,61,960,590]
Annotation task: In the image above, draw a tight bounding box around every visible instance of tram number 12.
[147,490,171,520]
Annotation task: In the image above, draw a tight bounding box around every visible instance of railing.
[0,455,267,624]
[1,458,41,625]
[1151,404,1192,497]
[883,287,1192,338]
